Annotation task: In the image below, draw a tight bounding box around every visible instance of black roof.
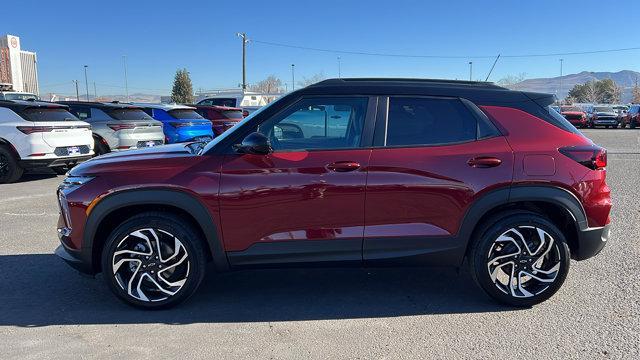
[56,101,143,110]
[300,78,552,105]
[0,99,69,112]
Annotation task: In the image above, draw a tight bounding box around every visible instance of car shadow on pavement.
[0,254,519,327]
[12,172,59,184]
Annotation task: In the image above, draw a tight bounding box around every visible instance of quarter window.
[258,97,368,151]
[385,97,477,146]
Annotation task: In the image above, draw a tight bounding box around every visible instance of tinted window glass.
[108,108,154,120]
[222,110,243,120]
[200,98,236,107]
[4,93,39,100]
[20,108,78,122]
[168,109,204,119]
[259,97,368,151]
[69,106,91,120]
[386,97,476,146]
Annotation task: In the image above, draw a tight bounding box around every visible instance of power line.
[252,39,640,59]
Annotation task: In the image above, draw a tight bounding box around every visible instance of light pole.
[337,56,341,78]
[93,82,97,99]
[468,61,473,81]
[83,65,89,101]
[73,80,79,100]
[237,33,249,92]
[291,64,295,91]
[559,59,564,104]
[122,55,129,102]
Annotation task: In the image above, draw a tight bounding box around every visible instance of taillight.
[108,123,137,131]
[17,126,54,134]
[559,145,607,170]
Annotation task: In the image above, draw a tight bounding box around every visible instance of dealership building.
[0,34,39,95]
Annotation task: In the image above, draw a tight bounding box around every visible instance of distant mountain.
[512,70,640,102]
[43,92,162,103]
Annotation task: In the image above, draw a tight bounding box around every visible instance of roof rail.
[313,78,506,89]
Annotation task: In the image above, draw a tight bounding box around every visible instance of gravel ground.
[0,129,638,359]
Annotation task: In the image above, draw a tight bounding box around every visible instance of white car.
[0,100,94,183]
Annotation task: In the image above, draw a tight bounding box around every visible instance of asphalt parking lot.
[0,129,638,359]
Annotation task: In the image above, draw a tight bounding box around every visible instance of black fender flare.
[83,188,229,272]
[455,185,588,264]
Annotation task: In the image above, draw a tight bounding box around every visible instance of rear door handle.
[326,161,361,172]
[468,157,502,168]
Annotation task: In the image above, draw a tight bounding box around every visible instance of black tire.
[631,122,637,129]
[0,146,24,184]
[94,137,110,156]
[53,167,68,175]
[469,211,570,307]
[101,212,207,309]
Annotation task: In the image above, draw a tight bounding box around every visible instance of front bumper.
[55,243,95,275]
[593,119,618,126]
[20,155,93,169]
[574,224,609,260]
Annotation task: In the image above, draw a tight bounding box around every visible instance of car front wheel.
[470,212,570,307]
[101,212,207,309]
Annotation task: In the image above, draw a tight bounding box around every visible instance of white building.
[0,34,39,94]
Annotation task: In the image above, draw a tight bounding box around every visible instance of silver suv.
[58,102,164,155]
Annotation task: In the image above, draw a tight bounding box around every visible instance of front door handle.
[326,161,361,172]
[468,157,502,168]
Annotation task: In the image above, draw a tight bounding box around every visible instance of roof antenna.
[485,54,501,82]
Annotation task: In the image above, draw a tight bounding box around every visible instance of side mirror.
[234,132,272,155]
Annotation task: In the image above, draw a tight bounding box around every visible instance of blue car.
[134,103,214,144]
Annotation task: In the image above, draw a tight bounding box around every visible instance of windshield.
[168,109,204,119]
[561,106,582,112]
[594,107,614,112]
[21,108,78,122]
[109,108,154,120]
[3,93,39,101]
[199,99,278,155]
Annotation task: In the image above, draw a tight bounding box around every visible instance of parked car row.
[554,104,637,129]
[0,99,252,183]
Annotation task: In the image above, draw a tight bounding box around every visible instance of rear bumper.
[574,224,609,260]
[20,155,92,169]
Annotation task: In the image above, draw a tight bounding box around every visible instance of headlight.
[59,176,94,191]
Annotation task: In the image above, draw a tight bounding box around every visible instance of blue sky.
[5,0,640,96]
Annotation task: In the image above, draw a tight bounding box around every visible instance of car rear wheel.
[101,212,207,309]
[0,146,24,184]
[470,211,570,307]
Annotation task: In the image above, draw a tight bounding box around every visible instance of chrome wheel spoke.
[487,225,562,298]
[112,227,190,302]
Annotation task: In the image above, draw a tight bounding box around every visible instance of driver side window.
[258,97,368,151]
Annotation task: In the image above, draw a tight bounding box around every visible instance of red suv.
[55,79,611,309]
[192,105,244,136]
[560,105,589,128]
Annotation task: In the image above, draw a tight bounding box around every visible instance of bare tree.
[297,72,326,88]
[496,73,527,89]
[249,75,284,94]
[632,83,640,103]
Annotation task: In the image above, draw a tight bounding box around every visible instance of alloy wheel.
[486,226,561,298]
[0,153,9,177]
[112,228,190,302]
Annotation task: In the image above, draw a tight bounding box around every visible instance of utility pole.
[468,61,473,81]
[74,80,79,100]
[122,55,129,102]
[237,33,249,92]
[83,65,89,101]
[559,59,564,104]
[291,64,295,91]
[337,56,341,78]
[93,82,97,99]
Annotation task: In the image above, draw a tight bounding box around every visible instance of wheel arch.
[458,185,587,263]
[84,188,229,273]
[0,137,19,158]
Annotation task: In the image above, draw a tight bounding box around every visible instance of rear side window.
[108,108,154,120]
[20,108,78,122]
[385,97,477,146]
[546,106,580,133]
[168,109,204,119]
[69,106,91,120]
